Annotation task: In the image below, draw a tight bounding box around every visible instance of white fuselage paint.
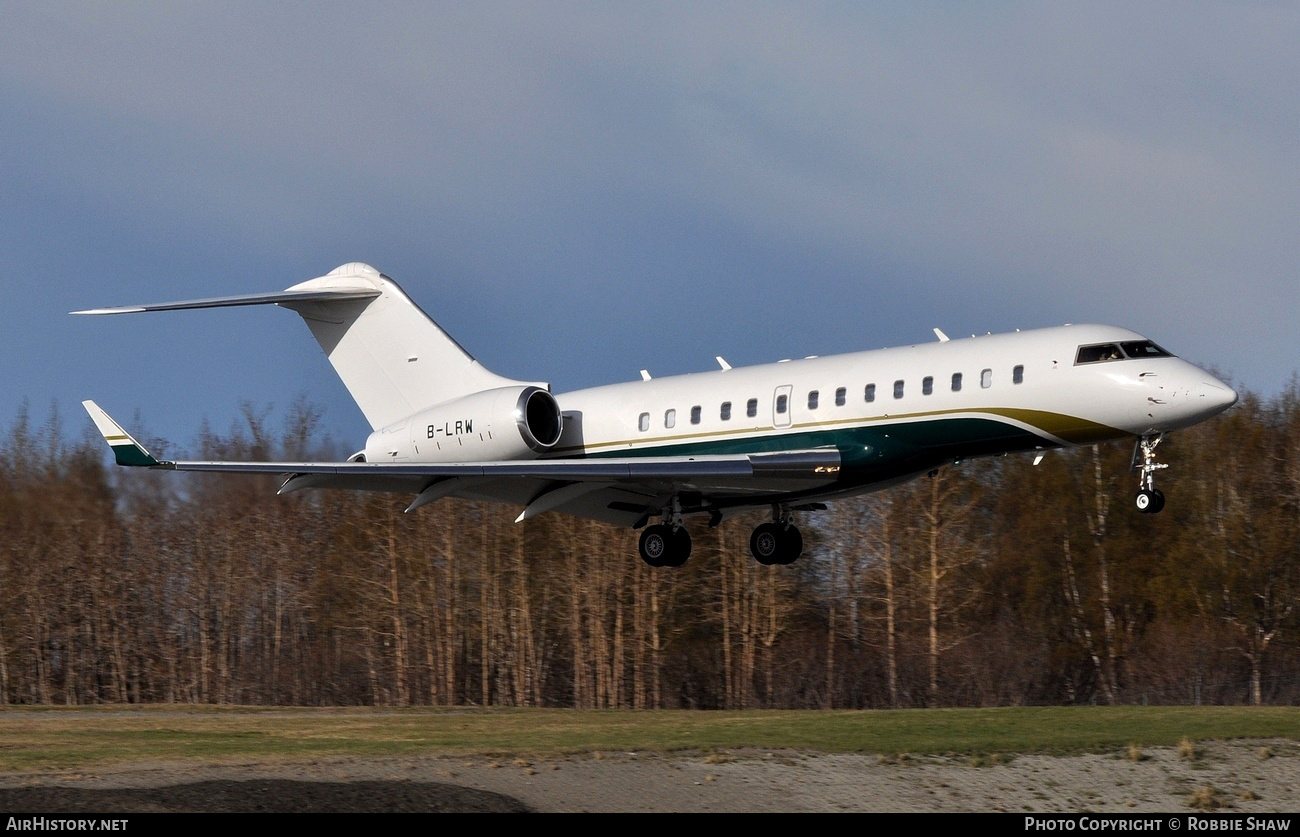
[356,323,1238,528]
[369,323,1235,467]
[565,324,1235,449]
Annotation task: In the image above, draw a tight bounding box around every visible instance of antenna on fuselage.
[933,328,950,343]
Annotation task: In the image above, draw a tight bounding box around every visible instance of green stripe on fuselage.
[577,411,1124,488]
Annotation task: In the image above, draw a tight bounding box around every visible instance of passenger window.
[776,394,788,414]
[1013,365,1024,385]
[808,390,819,410]
[638,412,649,432]
[690,405,702,425]
[951,372,962,392]
[721,401,732,421]
[981,369,992,389]
[665,409,676,429]
[835,387,846,406]
[746,398,758,418]
[865,384,876,403]
[922,376,933,395]
[893,380,904,399]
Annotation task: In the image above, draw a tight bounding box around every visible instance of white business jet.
[77,263,1237,567]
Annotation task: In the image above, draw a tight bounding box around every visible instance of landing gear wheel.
[639,524,691,567]
[1132,434,1170,515]
[750,523,803,565]
[662,527,692,567]
[1135,489,1166,514]
[639,525,670,567]
[751,522,783,565]
[777,525,803,565]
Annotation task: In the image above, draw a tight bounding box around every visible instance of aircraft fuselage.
[366,323,1235,509]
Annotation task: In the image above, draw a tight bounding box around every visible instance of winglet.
[81,401,161,466]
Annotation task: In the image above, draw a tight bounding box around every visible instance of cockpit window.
[1076,343,1125,364]
[1076,340,1174,365]
[1120,340,1172,359]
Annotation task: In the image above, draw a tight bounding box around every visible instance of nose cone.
[1198,377,1238,417]
[1153,367,1238,432]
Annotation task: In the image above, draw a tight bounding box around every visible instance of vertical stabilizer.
[278,263,523,429]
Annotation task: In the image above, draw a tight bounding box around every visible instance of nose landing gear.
[1132,434,1167,514]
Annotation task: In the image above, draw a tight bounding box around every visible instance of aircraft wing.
[84,401,842,525]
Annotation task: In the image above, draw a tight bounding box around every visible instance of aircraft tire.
[639,525,671,567]
[777,525,803,565]
[1135,489,1166,514]
[750,523,783,565]
[662,527,692,567]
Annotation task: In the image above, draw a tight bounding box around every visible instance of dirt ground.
[1,741,1297,813]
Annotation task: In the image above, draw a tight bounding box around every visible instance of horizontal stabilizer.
[71,287,379,316]
[74,263,525,430]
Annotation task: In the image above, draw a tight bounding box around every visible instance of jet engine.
[363,385,563,463]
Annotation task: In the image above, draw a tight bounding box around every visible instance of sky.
[3,3,1297,455]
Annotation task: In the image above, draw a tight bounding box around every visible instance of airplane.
[76,262,1238,567]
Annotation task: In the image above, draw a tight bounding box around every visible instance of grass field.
[0,705,1296,772]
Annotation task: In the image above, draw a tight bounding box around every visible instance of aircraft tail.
[74,263,528,430]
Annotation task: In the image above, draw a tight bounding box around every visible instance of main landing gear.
[635,500,805,567]
[1132,434,1167,514]
[638,523,691,568]
[749,522,802,565]
[749,505,803,566]
[638,497,692,568]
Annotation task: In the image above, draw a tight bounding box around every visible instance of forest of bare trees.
[1,383,1297,708]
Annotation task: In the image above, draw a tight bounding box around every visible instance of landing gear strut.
[638,497,692,567]
[749,505,803,565]
[1132,434,1167,514]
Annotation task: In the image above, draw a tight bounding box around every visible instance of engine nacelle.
[363,385,563,463]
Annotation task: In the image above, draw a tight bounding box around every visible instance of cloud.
[1,3,1295,446]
